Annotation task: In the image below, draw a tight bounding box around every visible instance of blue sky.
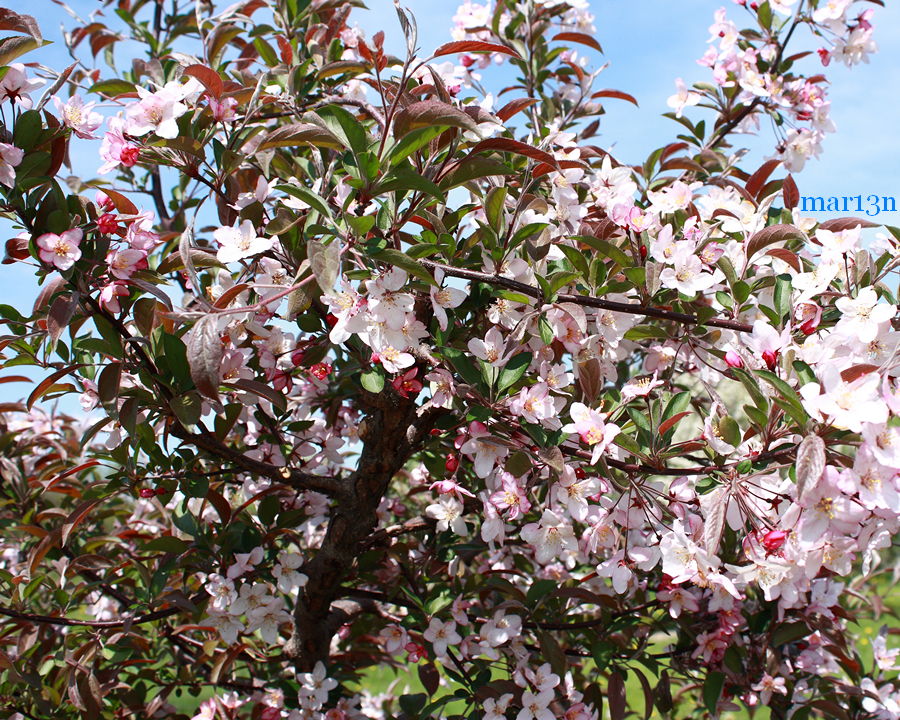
[4,0,900,314]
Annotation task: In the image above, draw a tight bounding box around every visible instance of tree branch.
[0,593,205,629]
[418,258,753,333]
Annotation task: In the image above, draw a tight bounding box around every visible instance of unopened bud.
[724,350,744,369]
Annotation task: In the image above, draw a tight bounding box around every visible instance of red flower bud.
[326,313,339,327]
[574,467,586,479]
[139,488,155,498]
[97,213,119,235]
[761,529,788,553]
[639,244,647,260]
[445,454,459,473]
[761,349,778,370]
[460,54,475,68]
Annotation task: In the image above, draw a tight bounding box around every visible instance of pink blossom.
[125,80,198,139]
[53,95,103,139]
[106,247,146,279]
[214,220,273,263]
[667,78,701,118]
[0,143,24,188]
[0,64,43,108]
[99,282,129,313]
[36,229,83,271]
[562,403,621,464]
[489,473,531,520]
[99,116,141,174]
[208,95,238,122]
[467,326,510,367]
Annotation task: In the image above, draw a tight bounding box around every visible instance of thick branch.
[169,426,347,498]
[285,401,444,670]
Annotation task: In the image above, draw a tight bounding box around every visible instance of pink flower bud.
[95,191,115,212]
[724,351,744,369]
[120,146,140,167]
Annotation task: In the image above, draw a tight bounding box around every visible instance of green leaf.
[662,391,692,422]
[772,621,811,646]
[371,247,436,285]
[169,393,202,428]
[375,165,445,202]
[0,35,41,65]
[497,352,532,394]
[718,416,741,448]
[538,316,554,345]
[731,368,768,413]
[624,324,669,341]
[346,214,375,237]
[744,403,769,429]
[87,78,138,96]
[733,280,751,305]
[703,671,725,716]
[361,369,384,393]
[792,360,816,386]
[307,238,341,292]
[442,346,482,387]
[317,104,369,156]
[253,36,279,66]
[756,369,809,425]
[182,474,209,499]
[398,694,427,716]
[557,244,589,279]
[387,125,445,166]
[717,255,738,287]
[142,536,190,554]
[773,273,791,325]
[591,641,616,672]
[572,235,631,267]
[484,186,507,231]
[275,183,334,221]
[13,109,42,151]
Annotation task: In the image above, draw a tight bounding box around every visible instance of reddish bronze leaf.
[553,32,603,53]
[431,40,522,60]
[496,97,538,122]
[818,217,880,232]
[469,137,559,169]
[183,64,224,98]
[745,159,781,199]
[591,89,638,106]
[783,173,799,209]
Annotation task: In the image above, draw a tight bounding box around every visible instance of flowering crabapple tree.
[0,0,897,717]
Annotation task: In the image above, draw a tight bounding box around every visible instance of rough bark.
[285,390,441,670]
